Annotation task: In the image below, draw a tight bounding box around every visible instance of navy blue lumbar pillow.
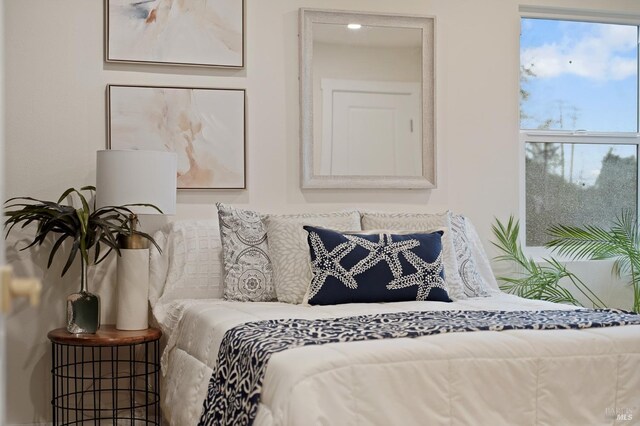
[304,226,452,305]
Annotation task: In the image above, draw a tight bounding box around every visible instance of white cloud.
[521,24,637,80]
[611,57,637,80]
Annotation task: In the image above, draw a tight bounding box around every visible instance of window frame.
[519,9,640,255]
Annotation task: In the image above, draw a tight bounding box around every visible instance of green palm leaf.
[492,216,606,309]
[545,210,640,312]
[4,187,163,281]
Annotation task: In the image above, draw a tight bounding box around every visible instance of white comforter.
[159,294,640,426]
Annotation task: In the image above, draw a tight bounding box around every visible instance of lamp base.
[116,249,149,331]
[118,233,150,250]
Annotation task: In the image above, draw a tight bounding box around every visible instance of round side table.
[48,325,161,425]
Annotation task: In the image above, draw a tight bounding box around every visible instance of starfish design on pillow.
[345,233,420,278]
[387,250,445,300]
[307,231,358,299]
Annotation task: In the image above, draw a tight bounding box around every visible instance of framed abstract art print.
[107,84,246,189]
[106,0,244,68]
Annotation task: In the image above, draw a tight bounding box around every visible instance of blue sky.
[521,18,638,187]
[520,18,638,132]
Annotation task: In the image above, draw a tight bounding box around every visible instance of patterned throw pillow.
[304,226,452,305]
[217,203,275,302]
[360,211,466,300]
[265,211,362,304]
[450,214,491,297]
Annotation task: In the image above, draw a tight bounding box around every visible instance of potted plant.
[4,186,161,333]
[492,216,606,309]
[546,211,640,313]
[492,213,640,313]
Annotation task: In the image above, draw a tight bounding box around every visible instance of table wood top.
[48,325,161,346]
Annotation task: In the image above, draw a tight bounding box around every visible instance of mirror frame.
[299,8,436,189]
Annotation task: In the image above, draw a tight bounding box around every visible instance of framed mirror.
[300,9,436,189]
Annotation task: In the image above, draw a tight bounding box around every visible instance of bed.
[150,218,640,425]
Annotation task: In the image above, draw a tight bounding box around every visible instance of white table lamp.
[96,150,177,330]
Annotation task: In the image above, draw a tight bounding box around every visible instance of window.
[520,17,640,247]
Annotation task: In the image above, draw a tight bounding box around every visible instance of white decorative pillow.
[266,211,362,304]
[149,220,224,327]
[360,211,466,300]
[450,214,491,297]
[464,218,500,292]
[217,203,275,302]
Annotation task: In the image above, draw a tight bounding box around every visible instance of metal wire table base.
[51,339,160,425]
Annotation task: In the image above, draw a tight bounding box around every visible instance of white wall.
[3,0,640,423]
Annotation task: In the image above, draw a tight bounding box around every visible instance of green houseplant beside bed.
[4,186,161,333]
[546,211,640,313]
[493,213,640,313]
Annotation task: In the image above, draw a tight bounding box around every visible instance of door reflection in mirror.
[312,23,423,177]
[300,9,435,189]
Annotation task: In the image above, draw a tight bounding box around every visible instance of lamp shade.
[96,150,177,215]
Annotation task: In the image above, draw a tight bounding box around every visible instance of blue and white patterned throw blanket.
[198,309,640,425]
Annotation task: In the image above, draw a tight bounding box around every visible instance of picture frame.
[107,84,246,189]
[105,0,245,68]
[299,9,436,189]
